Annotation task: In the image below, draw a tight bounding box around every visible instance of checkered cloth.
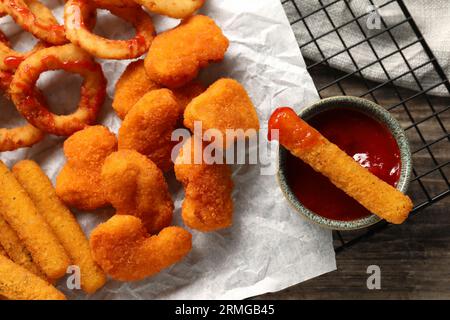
[284,0,450,96]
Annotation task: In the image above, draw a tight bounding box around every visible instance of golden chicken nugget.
[90,215,192,281]
[13,160,106,294]
[113,59,205,119]
[0,244,7,257]
[0,254,66,300]
[118,89,181,172]
[0,161,70,280]
[184,78,260,148]
[101,150,174,234]
[175,138,234,232]
[0,215,44,278]
[145,15,229,88]
[56,125,117,211]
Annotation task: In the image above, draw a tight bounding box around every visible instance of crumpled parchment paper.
[0,0,336,299]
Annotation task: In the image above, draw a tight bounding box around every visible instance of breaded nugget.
[118,89,180,172]
[269,107,413,224]
[13,160,106,294]
[90,215,192,281]
[0,255,66,300]
[0,215,44,278]
[101,150,174,234]
[113,59,205,119]
[0,244,6,257]
[175,138,234,232]
[184,78,260,148]
[56,126,117,211]
[0,161,70,280]
[145,15,229,88]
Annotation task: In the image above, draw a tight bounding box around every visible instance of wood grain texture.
[257,64,450,299]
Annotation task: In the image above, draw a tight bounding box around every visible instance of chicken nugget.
[56,125,117,211]
[118,89,180,172]
[113,59,205,119]
[0,244,6,257]
[145,15,229,88]
[13,160,106,294]
[175,138,234,232]
[0,215,44,278]
[0,161,70,280]
[184,78,260,148]
[101,150,174,234]
[90,215,192,281]
[0,254,66,300]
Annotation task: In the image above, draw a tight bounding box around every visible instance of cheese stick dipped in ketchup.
[269,107,413,224]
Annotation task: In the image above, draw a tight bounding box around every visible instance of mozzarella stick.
[269,107,413,224]
[0,161,70,279]
[0,215,45,278]
[12,160,106,294]
[0,254,66,300]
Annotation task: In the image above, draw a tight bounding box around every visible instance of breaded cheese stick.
[0,254,66,300]
[269,107,413,224]
[12,160,106,294]
[0,161,70,279]
[0,215,45,278]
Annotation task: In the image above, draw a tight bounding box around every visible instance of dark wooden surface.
[257,65,450,300]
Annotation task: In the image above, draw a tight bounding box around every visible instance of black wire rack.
[282,0,450,252]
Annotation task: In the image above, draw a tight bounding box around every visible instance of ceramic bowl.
[277,96,412,230]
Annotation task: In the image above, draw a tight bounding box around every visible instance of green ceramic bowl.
[277,96,412,230]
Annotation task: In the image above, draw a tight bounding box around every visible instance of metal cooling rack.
[282,0,450,252]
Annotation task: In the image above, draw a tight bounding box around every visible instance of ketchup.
[280,107,401,221]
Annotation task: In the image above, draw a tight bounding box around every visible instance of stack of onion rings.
[64,0,155,60]
[10,44,106,136]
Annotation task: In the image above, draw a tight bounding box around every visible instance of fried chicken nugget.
[101,150,174,234]
[0,161,70,280]
[13,160,106,294]
[113,59,205,119]
[56,126,117,211]
[0,244,6,257]
[145,15,229,88]
[175,138,234,232]
[118,89,180,172]
[90,215,192,281]
[0,255,66,300]
[184,78,260,148]
[0,215,44,278]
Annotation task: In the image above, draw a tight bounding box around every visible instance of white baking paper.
[0,0,336,300]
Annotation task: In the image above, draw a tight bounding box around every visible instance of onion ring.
[134,0,205,19]
[64,0,155,60]
[92,0,136,7]
[10,44,107,136]
[0,70,44,152]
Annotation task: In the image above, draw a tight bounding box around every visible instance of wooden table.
[258,65,450,300]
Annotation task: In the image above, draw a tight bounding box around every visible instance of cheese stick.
[269,107,413,224]
[13,160,106,294]
[0,161,70,279]
[0,215,45,278]
[0,254,66,300]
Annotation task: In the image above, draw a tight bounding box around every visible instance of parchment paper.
[0,0,336,300]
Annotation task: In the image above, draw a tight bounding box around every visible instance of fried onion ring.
[65,0,155,60]
[10,44,106,136]
[92,0,136,7]
[0,0,68,45]
[0,69,44,152]
[134,0,205,19]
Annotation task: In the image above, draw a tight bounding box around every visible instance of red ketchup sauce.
[271,107,401,221]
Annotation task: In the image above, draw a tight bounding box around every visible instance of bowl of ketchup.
[276,96,412,230]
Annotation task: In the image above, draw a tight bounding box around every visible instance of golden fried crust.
[175,138,234,232]
[0,255,66,300]
[90,215,192,281]
[145,15,229,88]
[0,215,45,279]
[101,150,174,234]
[113,59,161,120]
[184,78,260,147]
[173,82,205,113]
[118,89,181,172]
[0,161,70,280]
[56,125,117,210]
[0,244,6,257]
[13,160,106,294]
